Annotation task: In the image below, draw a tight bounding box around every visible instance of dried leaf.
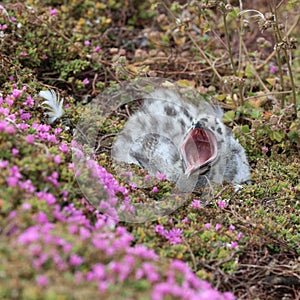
[266,78,276,86]
[177,80,195,87]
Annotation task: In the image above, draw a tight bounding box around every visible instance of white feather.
[39,89,64,124]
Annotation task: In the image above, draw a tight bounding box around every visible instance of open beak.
[180,127,218,176]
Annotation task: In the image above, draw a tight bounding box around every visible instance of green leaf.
[228,8,240,19]
[287,130,299,143]
[250,109,262,119]
[240,125,250,133]
[222,110,235,123]
[269,131,284,142]
[216,94,226,101]
[245,62,255,78]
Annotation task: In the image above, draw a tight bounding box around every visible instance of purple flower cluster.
[155,224,183,245]
[0,86,235,299]
[204,222,244,249]
[13,201,235,298]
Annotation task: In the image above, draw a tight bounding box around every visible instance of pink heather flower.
[155,224,166,235]
[12,148,19,156]
[20,51,28,57]
[0,120,8,130]
[217,200,227,208]
[129,181,137,190]
[9,210,16,219]
[152,186,159,193]
[84,40,90,46]
[26,134,35,144]
[155,172,166,181]
[9,75,14,81]
[46,171,60,187]
[22,203,31,210]
[144,174,151,181]
[269,65,278,74]
[33,256,49,269]
[129,245,158,260]
[36,275,48,287]
[19,179,35,193]
[231,241,238,249]
[59,142,68,153]
[29,244,42,256]
[224,292,236,300]
[20,111,31,120]
[23,95,34,107]
[0,24,7,30]
[45,134,58,144]
[0,107,9,116]
[62,190,69,197]
[182,217,189,224]
[17,123,30,131]
[33,123,51,132]
[171,259,190,275]
[10,165,22,178]
[7,176,19,187]
[0,160,9,168]
[54,127,63,135]
[190,199,201,209]
[91,263,106,280]
[83,78,89,85]
[165,228,183,245]
[142,262,160,282]
[215,223,222,231]
[228,225,236,231]
[98,281,108,292]
[12,89,21,98]
[204,223,211,230]
[18,226,40,244]
[79,227,91,239]
[36,191,56,205]
[53,154,61,164]
[50,8,58,16]
[262,146,268,153]
[6,97,14,107]
[95,46,102,52]
[70,254,84,267]
[236,232,244,240]
[53,255,67,271]
[5,125,16,135]
[69,224,77,234]
[36,211,48,224]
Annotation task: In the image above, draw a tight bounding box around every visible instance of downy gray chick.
[112,88,251,191]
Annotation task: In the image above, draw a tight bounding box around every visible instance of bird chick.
[112,88,251,191]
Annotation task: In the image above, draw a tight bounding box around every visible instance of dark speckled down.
[112,88,251,189]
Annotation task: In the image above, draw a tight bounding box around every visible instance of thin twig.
[182,237,198,272]
[160,1,222,81]
[241,40,270,93]
[256,14,300,70]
